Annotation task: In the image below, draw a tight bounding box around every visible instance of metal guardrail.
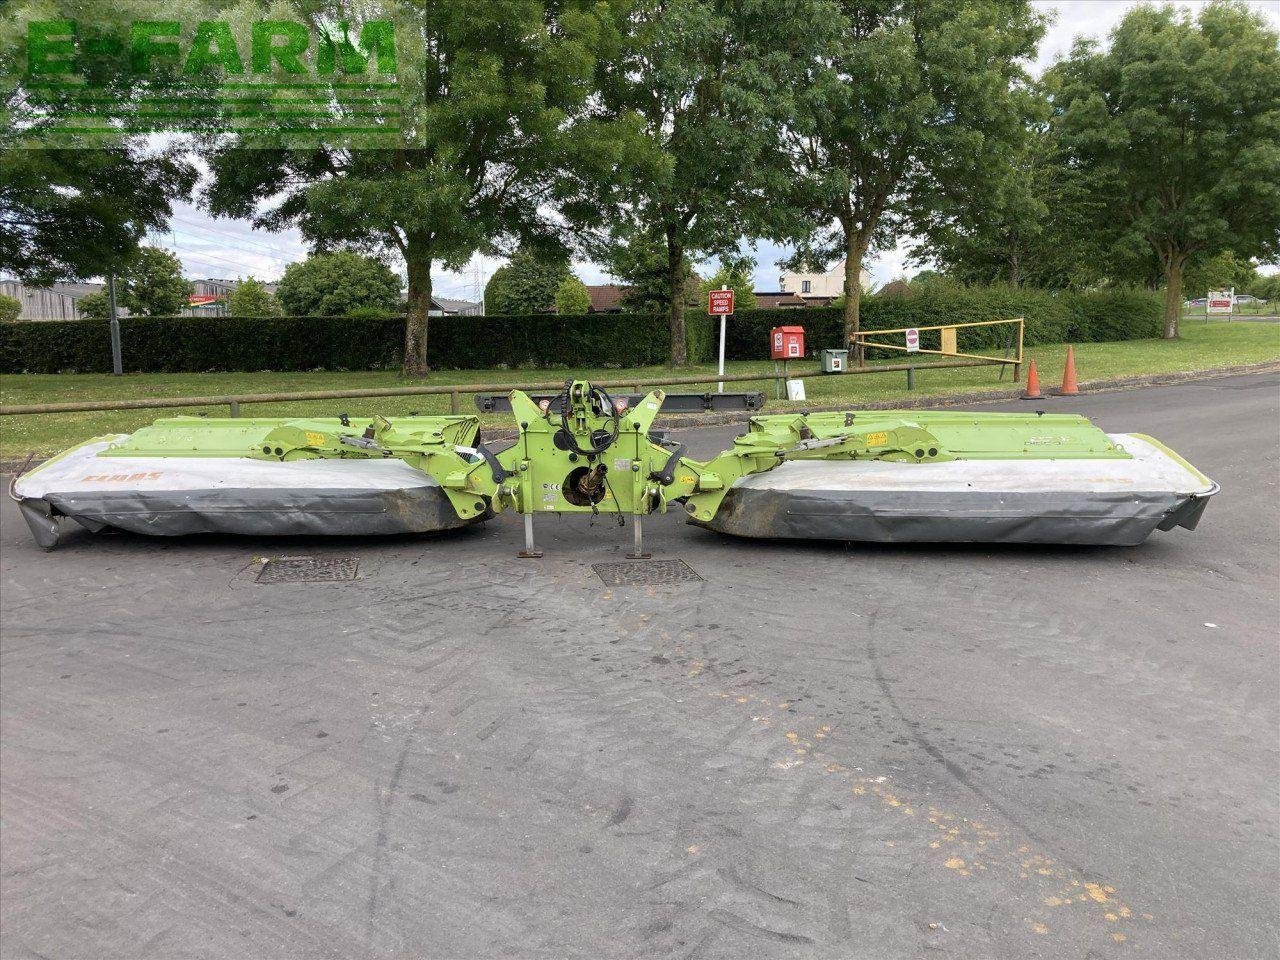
[0,358,1012,418]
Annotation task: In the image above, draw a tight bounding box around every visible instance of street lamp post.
[108,273,122,375]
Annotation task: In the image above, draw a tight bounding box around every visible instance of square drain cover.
[255,556,359,584]
[592,559,703,586]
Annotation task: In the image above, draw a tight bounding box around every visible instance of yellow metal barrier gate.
[849,317,1024,385]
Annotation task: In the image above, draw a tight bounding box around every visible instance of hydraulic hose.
[556,381,619,457]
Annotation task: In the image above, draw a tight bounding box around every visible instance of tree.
[907,270,956,291]
[1050,2,1280,338]
[2,2,196,286]
[75,292,111,320]
[554,275,591,315]
[206,1,615,374]
[572,0,821,364]
[1251,273,1280,301]
[118,246,193,316]
[484,247,570,315]
[1182,251,1258,299]
[227,277,282,317]
[702,255,758,311]
[275,252,401,316]
[0,294,20,323]
[785,0,1044,344]
[607,233,702,314]
[0,148,195,284]
[911,117,1113,289]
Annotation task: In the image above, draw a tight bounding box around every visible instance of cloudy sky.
[151,0,1280,300]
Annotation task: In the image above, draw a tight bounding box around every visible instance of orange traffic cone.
[1059,345,1079,396]
[1022,359,1043,399]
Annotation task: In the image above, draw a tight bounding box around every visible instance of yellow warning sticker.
[865,431,889,446]
[305,431,326,447]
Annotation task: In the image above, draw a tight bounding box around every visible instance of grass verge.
[2,321,1277,459]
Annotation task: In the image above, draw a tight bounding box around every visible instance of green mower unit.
[14,380,1217,551]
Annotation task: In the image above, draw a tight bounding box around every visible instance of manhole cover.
[255,557,359,584]
[592,559,703,586]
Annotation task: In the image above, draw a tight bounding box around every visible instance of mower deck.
[699,433,1216,546]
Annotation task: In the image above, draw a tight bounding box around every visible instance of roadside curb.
[652,359,1280,431]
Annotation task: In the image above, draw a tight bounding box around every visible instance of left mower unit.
[12,414,490,549]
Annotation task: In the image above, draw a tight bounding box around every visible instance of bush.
[0,285,1157,374]
[554,275,591,315]
[0,294,21,323]
[485,248,569,315]
[276,252,402,316]
[227,278,282,317]
[75,292,111,320]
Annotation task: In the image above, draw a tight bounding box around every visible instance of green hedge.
[0,312,716,374]
[0,285,1157,374]
[709,286,1162,360]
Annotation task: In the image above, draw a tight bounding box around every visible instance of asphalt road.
[2,373,1277,960]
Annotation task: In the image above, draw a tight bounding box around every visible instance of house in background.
[753,291,812,309]
[751,259,872,310]
[585,284,629,313]
[1,277,287,319]
[1,280,103,320]
[778,259,870,299]
[432,297,482,316]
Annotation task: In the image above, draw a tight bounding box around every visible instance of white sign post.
[904,327,920,352]
[1207,289,1234,316]
[708,288,735,393]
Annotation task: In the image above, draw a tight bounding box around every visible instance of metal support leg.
[517,513,543,558]
[628,513,651,560]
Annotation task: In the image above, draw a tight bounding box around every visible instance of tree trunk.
[666,233,688,367]
[404,243,432,375]
[843,234,866,363]
[1162,254,1184,340]
[1008,235,1021,287]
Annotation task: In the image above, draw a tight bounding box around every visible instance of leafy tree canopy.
[606,232,702,314]
[118,246,193,316]
[484,247,570,315]
[275,251,401,317]
[1250,273,1280,300]
[786,0,1045,341]
[1049,0,1280,337]
[205,0,618,373]
[909,114,1117,290]
[571,0,825,363]
[0,148,195,284]
[227,277,282,317]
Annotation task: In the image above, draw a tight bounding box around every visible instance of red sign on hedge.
[708,289,735,315]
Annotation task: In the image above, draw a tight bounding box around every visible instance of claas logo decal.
[81,472,164,482]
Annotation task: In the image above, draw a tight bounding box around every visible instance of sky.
[146,0,1280,300]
